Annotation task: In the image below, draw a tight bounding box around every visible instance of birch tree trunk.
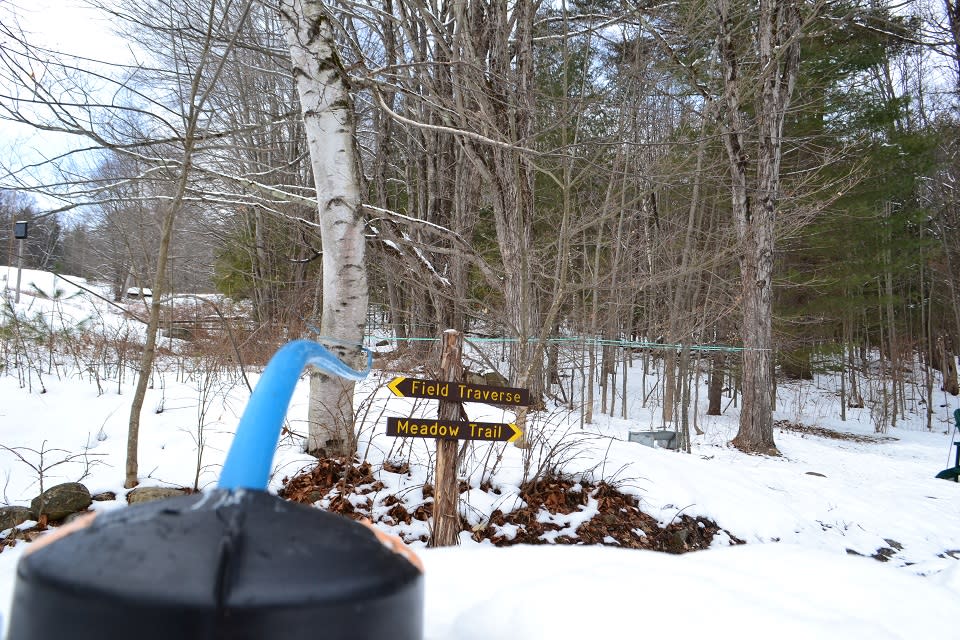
[280,0,368,457]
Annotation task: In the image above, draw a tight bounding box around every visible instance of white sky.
[5,1,125,65]
[0,1,132,214]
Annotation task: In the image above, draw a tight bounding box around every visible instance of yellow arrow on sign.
[387,376,407,397]
[507,423,522,443]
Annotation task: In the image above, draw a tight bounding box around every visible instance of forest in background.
[2,0,960,453]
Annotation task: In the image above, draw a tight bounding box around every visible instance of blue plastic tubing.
[218,339,372,491]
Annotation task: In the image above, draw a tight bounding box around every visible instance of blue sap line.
[218,339,372,491]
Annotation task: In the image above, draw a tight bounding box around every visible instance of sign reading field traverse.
[387,376,530,406]
[386,417,521,443]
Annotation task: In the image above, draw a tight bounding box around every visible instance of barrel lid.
[17,489,421,610]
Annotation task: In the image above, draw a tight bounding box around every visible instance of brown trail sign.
[387,376,530,407]
[386,417,522,443]
[385,331,530,547]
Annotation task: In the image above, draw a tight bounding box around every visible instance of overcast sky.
[1,1,131,215]
[7,1,124,64]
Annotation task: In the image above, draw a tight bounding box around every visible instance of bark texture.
[716,0,802,455]
[280,0,368,456]
[430,330,463,547]
[940,336,959,396]
[707,351,725,416]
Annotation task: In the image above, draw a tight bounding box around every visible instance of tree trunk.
[663,349,676,426]
[941,336,959,395]
[716,0,802,455]
[280,0,368,457]
[840,341,847,422]
[946,0,960,90]
[679,343,691,452]
[693,352,704,435]
[707,351,725,415]
[883,204,899,428]
[125,1,254,487]
[585,338,596,424]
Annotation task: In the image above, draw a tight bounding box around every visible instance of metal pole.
[14,236,23,303]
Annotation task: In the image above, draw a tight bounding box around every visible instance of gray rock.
[0,506,34,531]
[483,371,509,387]
[464,371,486,386]
[126,486,188,505]
[31,483,92,521]
[63,511,93,525]
[91,491,117,502]
[162,326,195,341]
[465,370,510,387]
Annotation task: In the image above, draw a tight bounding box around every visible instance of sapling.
[0,441,104,514]
[357,377,392,463]
[1,296,46,393]
[187,355,222,491]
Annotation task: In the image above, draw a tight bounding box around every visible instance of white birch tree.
[279,0,368,457]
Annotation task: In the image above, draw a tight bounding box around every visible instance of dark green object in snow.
[935,409,960,482]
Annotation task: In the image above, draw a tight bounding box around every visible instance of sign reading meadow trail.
[387,376,530,407]
[386,417,522,443]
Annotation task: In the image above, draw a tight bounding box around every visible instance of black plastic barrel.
[8,489,423,639]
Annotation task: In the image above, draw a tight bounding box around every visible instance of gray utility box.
[628,430,678,450]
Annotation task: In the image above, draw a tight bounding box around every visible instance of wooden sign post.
[384,330,530,547]
[430,329,462,547]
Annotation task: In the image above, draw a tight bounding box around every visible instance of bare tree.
[124,0,256,486]
[714,0,808,454]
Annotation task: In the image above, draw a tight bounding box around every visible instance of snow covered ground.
[1,268,959,638]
